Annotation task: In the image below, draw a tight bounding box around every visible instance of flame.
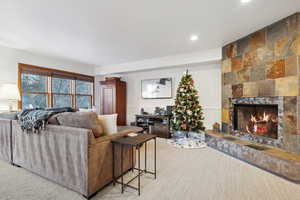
[250,112,270,123]
[262,112,270,121]
[248,112,272,134]
[250,115,257,122]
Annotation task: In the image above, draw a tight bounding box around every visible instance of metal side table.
[112,134,157,196]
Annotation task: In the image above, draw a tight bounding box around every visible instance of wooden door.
[116,81,126,125]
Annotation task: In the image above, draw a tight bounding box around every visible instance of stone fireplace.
[221,12,300,155]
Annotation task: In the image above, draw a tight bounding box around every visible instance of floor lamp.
[0,83,20,112]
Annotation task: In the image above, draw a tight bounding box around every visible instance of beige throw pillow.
[56,112,104,137]
[98,114,118,135]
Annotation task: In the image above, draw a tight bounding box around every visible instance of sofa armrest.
[12,120,93,196]
[0,118,12,162]
[92,130,133,144]
[87,129,135,196]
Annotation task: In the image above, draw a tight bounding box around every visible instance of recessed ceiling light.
[241,0,252,4]
[190,35,199,41]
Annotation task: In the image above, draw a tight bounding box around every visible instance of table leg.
[138,146,141,196]
[132,146,134,172]
[145,142,147,172]
[112,144,115,186]
[121,144,124,193]
[154,137,157,179]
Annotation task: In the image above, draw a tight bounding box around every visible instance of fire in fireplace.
[233,104,278,139]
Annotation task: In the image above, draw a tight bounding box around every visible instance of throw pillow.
[98,114,118,135]
[47,114,60,125]
[57,112,104,137]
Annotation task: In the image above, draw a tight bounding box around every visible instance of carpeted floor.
[1,139,300,200]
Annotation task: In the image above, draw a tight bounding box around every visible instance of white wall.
[97,62,221,129]
[0,45,95,110]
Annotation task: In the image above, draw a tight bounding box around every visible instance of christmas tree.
[171,70,205,133]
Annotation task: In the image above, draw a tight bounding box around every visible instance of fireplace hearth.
[233,104,278,139]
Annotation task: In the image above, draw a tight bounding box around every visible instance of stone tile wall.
[221,13,300,155]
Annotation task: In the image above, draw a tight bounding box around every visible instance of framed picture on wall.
[141,78,172,99]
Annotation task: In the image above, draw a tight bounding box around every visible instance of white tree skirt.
[167,132,207,149]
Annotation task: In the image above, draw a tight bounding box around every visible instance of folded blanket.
[18,107,75,132]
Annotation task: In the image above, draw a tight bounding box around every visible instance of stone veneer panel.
[243,50,258,67]
[231,56,243,71]
[297,36,300,55]
[222,109,230,123]
[258,79,275,96]
[222,12,300,155]
[250,66,265,82]
[232,84,243,98]
[266,59,285,79]
[250,30,266,51]
[285,56,298,76]
[243,82,258,97]
[275,76,298,96]
[222,59,231,73]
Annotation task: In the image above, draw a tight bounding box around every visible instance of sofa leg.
[83,190,99,200]
[12,163,21,168]
[82,195,90,200]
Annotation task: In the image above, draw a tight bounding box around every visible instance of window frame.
[18,63,94,110]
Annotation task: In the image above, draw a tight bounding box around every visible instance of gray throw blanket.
[18,107,75,132]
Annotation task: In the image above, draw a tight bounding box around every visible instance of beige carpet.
[1,139,300,200]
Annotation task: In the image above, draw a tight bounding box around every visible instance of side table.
[111,134,157,195]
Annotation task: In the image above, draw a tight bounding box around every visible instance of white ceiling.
[0,0,299,67]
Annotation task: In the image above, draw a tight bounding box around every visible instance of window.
[19,63,94,109]
[52,77,72,108]
[21,73,48,109]
[76,80,93,109]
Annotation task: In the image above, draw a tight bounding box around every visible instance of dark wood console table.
[135,114,171,138]
[112,134,157,196]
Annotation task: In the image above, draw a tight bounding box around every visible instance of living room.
[0,1,300,200]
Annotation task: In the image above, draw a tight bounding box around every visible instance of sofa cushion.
[57,112,104,137]
[46,107,77,125]
[98,114,118,135]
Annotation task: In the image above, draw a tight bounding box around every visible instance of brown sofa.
[12,120,136,198]
[0,118,12,163]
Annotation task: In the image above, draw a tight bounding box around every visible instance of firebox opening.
[233,104,278,139]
